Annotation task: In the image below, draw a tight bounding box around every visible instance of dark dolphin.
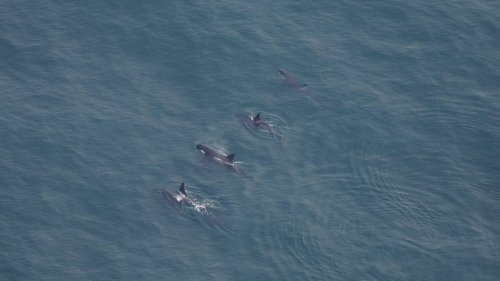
[161,182,207,213]
[161,182,192,206]
[243,113,283,143]
[195,144,248,177]
[252,113,273,131]
[160,183,226,228]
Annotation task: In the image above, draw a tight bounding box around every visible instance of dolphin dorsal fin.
[254,113,261,121]
[227,154,235,162]
[179,182,187,196]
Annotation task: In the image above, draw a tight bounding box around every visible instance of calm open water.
[1,1,499,280]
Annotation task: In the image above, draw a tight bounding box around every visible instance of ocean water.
[1,0,499,280]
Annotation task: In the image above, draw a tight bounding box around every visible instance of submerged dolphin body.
[278,68,308,92]
[278,68,324,108]
[195,144,248,177]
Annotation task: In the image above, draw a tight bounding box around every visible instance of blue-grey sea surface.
[1,1,499,280]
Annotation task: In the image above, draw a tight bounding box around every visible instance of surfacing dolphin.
[161,182,192,206]
[195,144,248,177]
[161,183,225,228]
[252,113,273,131]
[244,113,282,143]
[161,182,207,213]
